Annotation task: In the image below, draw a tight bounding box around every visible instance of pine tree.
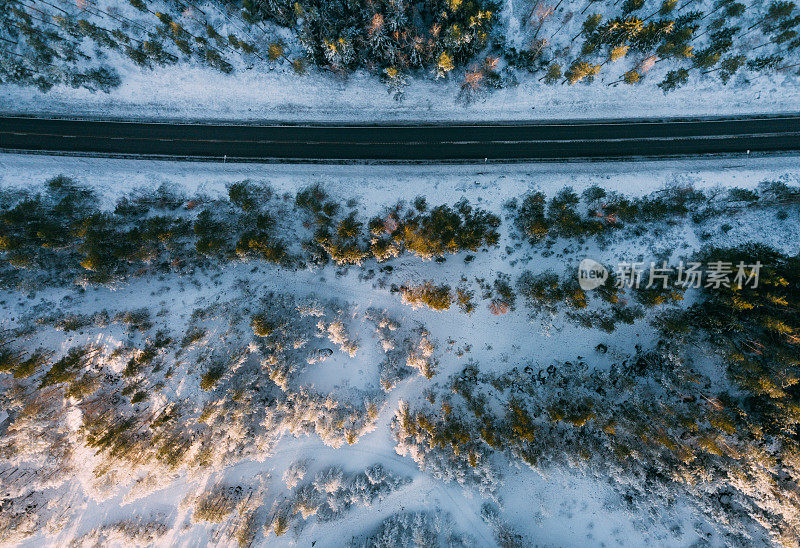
[608,45,629,62]
[623,68,641,83]
[573,13,602,42]
[436,51,455,77]
[542,62,562,83]
[564,60,601,84]
[660,0,678,15]
[658,68,689,92]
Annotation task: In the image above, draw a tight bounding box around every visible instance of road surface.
[1,115,799,161]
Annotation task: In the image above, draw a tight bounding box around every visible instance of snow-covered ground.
[3,60,799,122]
[1,153,798,546]
[5,151,798,202]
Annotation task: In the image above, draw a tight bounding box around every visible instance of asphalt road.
[1,115,799,161]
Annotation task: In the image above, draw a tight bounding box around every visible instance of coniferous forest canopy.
[1,0,799,100]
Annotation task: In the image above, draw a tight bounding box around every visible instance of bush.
[456,285,476,314]
[236,231,287,263]
[516,271,562,313]
[401,281,453,311]
[515,192,550,243]
[0,347,48,378]
[251,314,277,337]
[181,327,206,347]
[228,181,258,211]
[295,184,330,216]
[200,364,225,390]
[194,210,228,256]
[489,275,516,314]
[547,187,583,237]
[315,212,370,265]
[391,199,500,259]
[40,346,90,388]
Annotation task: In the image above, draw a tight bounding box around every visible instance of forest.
[1,0,798,99]
[0,171,798,544]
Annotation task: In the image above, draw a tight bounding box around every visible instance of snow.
[4,150,798,206]
[3,61,799,122]
[1,152,798,546]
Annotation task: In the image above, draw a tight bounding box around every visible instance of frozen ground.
[3,60,799,122]
[4,151,799,202]
[1,153,798,546]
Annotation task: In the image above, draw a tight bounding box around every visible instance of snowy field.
[1,153,799,546]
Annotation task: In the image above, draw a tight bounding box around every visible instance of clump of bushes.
[486,274,516,315]
[401,281,453,311]
[236,212,288,264]
[315,212,370,265]
[194,210,229,257]
[0,346,49,378]
[657,243,800,440]
[512,184,717,245]
[455,283,477,314]
[251,313,277,337]
[516,271,587,314]
[513,191,550,243]
[228,180,272,211]
[296,184,367,265]
[181,327,206,348]
[116,309,153,333]
[40,346,94,388]
[296,188,500,265]
[371,198,500,260]
[124,344,157,377]
[192,484,243,522]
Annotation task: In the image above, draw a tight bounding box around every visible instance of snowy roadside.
[4,151,799,200]
[2,62,799,123]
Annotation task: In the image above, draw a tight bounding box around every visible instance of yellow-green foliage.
[401,281,453,311]
[251,314,276,337]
